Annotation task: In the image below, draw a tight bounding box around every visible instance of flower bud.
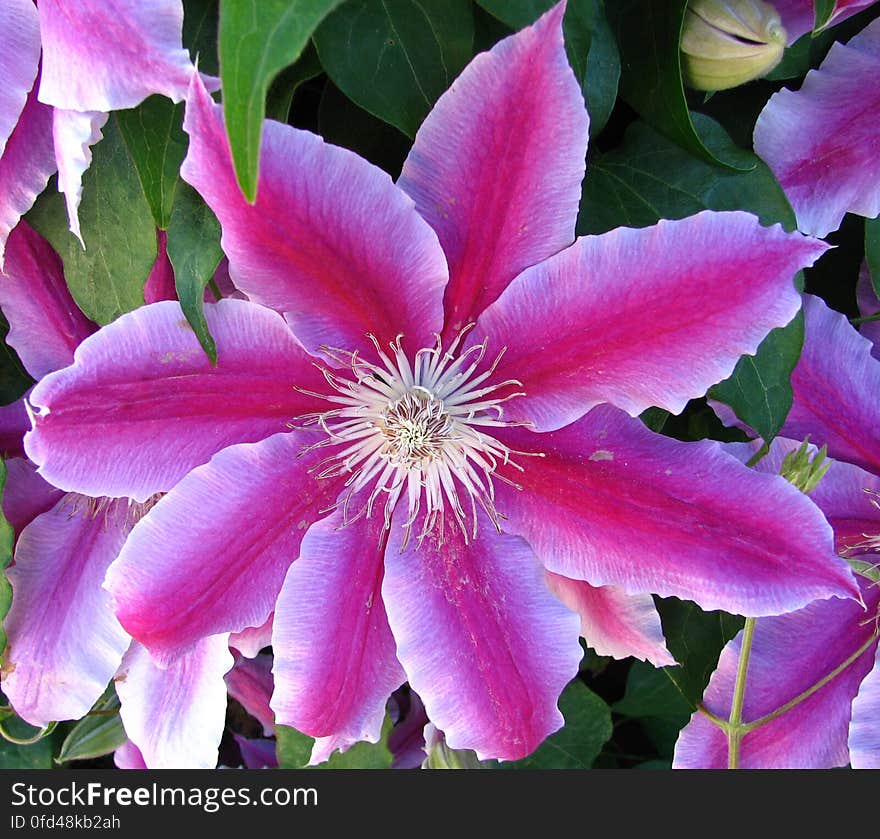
[681,0,787,91]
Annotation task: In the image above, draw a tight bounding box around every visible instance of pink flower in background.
[23,4,855,761]
[676,294,880,768]
[773,0,878,42]
[0,0,202,263]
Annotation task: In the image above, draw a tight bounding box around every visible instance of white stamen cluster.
[296,327,531,547]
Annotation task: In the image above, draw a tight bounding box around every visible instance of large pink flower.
[0,0,200,262]
[23,4,855,761]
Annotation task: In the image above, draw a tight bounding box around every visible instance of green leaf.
[276,715,393,769]
[314,0,474,139]
[27,119,156,326]
[0,731,53,769]
[166,182,223,363]
[117,97,188,229]
[57,688,127,764]
[0,311,34,406]
[475,1,620,137]
[865,216,880,300]
[709,311,805,444]
[578,113,796,236]
[0,459,13,655]
[184,0,220,76]
[606,0,746,171]
[503,680,612,769]
[656,597,744,708]
[219,0,343,201]
[814,0,836,31]
[266,44,323,123]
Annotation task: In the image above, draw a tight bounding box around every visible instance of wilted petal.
[398,2,587,334]
[545,572,674,666]
[383,508,582,761]
[25,299,327,501]
[53,109,108,246]
[105,431,342,663]
[674,579,880,768]
[0,222,95,379]
[143,230,177,304]
[856,262,880,356]
[0,457,63,536]
[116,636,233,769]
[181,75,447,358]
[226,651,275,737]
[494,405,856,616]
[229,614,273,659]
[0,0,40,157]
[781,294,880,475]
[754,18,880,237]
[271,513,404,763]
[474,212,826,431]
[849,648,880,768]
[2,497,131,727]
[0,82,55,268]
[38,0,195,111]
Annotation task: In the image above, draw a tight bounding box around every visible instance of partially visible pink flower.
[773,0,879,42]
[0,0,205,263]
[24,4,855,761]
[754,16,880,237]
[677,295,880,768]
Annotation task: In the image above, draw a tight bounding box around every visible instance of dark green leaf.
[166,183,223,363]
[0,312,34,407]
[27,120,156,326]
[276,715,393,768]
[656,597,744,708]
[866,216,880,300]
[117,97,188,229]
[314,0,474,139]
[0,459,13,655]
[709,311,805,444]
[184,0,220,76]
[503,680,612,769]
[578,114,795,236]
[266,44,323,123]
[57,688,126,764]
[765,32,812,80]
[219,0,343,201]
[814,0,836,31]
[606,0,746,170]
[0,731,53,769]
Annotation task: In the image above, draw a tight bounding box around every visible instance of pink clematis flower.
[0,222,233,769]
[0,0,202,263]
[23,4,856,761]
[676,294,880,768]
[773,0,879,42]
[754,15,880,238]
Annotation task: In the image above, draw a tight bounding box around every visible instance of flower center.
[296,327,531,547]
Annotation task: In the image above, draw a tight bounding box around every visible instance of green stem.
[727,617,756,769]
[851,312,880,325]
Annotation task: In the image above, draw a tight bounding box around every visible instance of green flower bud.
[681,0,787,91]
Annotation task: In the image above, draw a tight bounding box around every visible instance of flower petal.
[2,497,131,727]
[24,299,327,501]
[113,740,147,770]
[0,0,40,157]
[116,636,233,769]
[673,578,880,768]
[774,0,877,44]
[226,651,275,737]
[181,75,447,358]
[0,222,95,379]
[229,614,273,659]
[545,572,674,666]
[383,508,582,761]
[143,230,177,304]
[0,456,64,536]
[0,80,55,268]
[849,647,880,768]
[494,404,856,616]
[53,109,108,246]
[37,0,195,111]
[105,431,342,664]
[397,1,587,334]
[781,294,880,475]
[754,18,880,237]
[271,512,404,763]
[474,212,826,431]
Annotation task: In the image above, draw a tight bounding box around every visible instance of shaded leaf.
[276,715,393,769]
[0,731,53,769]
[166,183,223,363]
[27,120,156,326]
[0,312,33,406]
[57,687,126,764]
[219,0,343,201]
[313,0,474,138]
[184,0,220,76]
[503,680,612,769]
[606,0,745,170]
[866,216,880,300]
[814,0,836,30]
[117,96,187,229]
[266,44,323,123]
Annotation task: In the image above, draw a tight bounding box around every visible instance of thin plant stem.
[727,617,756,769]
